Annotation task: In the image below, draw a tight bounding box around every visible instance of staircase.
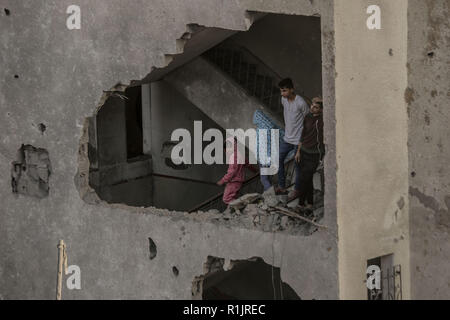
[165,40,315,213]
[184,42,301,213]
[203,40,303,120]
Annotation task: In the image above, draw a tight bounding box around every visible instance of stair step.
[202,45,283,113]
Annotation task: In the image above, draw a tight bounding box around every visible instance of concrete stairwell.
[164,56,284,131]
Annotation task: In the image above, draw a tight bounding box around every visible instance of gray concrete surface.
[0,0,338,299]
[407,0,450,300]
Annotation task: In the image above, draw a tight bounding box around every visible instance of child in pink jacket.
[217,137,257,204]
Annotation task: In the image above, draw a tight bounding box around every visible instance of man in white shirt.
[275,78,309,195]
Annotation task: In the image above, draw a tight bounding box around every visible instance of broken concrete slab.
[262,187,280,207]
[229,193,261,210]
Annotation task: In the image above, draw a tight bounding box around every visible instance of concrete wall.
[91,79,229,211]
[335,0,411,299]
[0,0,338,300]
[91,94,153,207]
[407,0,450,300]
[99,176,153,207]
[232,13,323,99]
[149,80,226,211]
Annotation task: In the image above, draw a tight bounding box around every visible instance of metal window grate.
[367,264,402,300]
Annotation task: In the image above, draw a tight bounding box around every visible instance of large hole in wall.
[192,256,301,300]
[79,13,326,217]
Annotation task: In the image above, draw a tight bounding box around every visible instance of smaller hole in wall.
[411,171,416,177]
[14,75,19,79]
[4,8,10,16]
[172,266,179,277]
[427,52,435,58]
[148,238,157,260]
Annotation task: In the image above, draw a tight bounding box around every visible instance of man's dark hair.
[312,97,323,109]
[278,78,294,89]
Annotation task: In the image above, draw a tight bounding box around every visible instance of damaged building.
[1,0,449,300]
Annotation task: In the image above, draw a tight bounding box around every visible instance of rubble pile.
[202,188,325,236]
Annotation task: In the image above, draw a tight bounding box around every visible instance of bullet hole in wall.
[427,51,435,58]
[397,197,405,210]
[172,266,179,276]
[411,171,416,177]
[149,238,157,260]
[14,75,19,79]
[389,48,393,56]
[11,144,52,199]
[38,123,47,134]
[4,8,10,16]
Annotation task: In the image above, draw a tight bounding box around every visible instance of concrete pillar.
[335,0,410,299]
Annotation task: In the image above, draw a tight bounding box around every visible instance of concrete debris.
[197,189,325,236]
[280,215,289,229]
[228,193,261,210]
[261,187,280,207]
[275,206,327,229]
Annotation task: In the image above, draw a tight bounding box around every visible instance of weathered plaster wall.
[407,0,450,300]
[0,0,337,300]
[335,0,411,299]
